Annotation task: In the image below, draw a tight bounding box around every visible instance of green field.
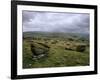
[23,32,89,69]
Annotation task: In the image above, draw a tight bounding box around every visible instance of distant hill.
[23,31,89,40]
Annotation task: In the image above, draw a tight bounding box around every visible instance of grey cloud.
[22,11,90,34]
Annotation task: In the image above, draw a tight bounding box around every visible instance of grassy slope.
[23,33,89,68]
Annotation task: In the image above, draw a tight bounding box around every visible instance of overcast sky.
[22,11,90,34]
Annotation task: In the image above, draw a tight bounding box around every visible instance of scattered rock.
[76,44,86,52]
[30,42,49,59]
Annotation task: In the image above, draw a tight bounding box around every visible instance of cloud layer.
[22,11,90,34]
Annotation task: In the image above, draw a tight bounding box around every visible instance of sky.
[22,11,90,34]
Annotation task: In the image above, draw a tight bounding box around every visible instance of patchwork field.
[23,32,89,69]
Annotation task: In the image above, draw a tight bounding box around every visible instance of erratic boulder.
[76,44,86,52]
[30,42,50,59]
